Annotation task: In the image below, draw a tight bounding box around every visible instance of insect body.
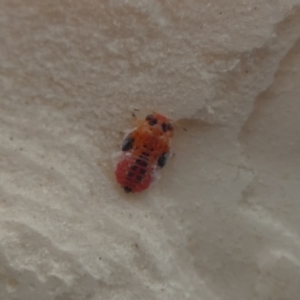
[114,113,174,193]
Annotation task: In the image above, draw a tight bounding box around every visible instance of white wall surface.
[1,1,300,299]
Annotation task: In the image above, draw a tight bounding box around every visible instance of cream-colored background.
[1,1,300,299]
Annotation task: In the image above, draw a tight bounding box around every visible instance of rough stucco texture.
[1,1,300,299]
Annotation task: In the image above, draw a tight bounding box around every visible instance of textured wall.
[1,1,300,299]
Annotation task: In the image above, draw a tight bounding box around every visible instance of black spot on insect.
[127,172,134,178]
[142,152,149,156]
[146,114,153,121]
[137,175,143,181]
[124,186,132,193]
[140,168,147,175]
[162,122,173,132]
[121,135,134,151]
[136,159,148,167]
[149,118,157,126]
[146,114,157,126]
[131,165,137,171]
[158,152,169,168]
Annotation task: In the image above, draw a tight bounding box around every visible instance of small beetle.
[114,113,173,193]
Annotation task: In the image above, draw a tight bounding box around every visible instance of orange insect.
[114,113,174,193]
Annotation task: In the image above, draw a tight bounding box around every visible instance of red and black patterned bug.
[114,113,174,193]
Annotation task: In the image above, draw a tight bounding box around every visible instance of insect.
[114,113,174,193]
